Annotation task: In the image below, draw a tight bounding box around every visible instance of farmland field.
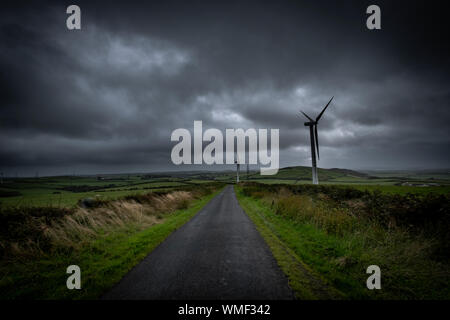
[247,167,450,195]
[0,167,449,300]
[1,167,449,208]
[0,175,212,208]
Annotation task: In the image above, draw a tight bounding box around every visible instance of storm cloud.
[1,0,449,176]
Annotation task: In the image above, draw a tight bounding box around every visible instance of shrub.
[0,190,22,197]
[274,195,356,236]
[241,182,450,259]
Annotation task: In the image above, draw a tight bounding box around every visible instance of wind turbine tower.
[235,154,240,183]
[300,97,334,185]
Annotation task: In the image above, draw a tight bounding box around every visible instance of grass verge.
[0,188,221,299]
[236,188,344,300]
[235,185,450,299]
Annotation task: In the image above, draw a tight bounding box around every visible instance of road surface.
[102,185,294,300]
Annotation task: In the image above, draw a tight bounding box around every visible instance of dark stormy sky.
[1,0,449,176]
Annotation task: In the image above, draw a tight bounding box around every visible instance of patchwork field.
[0,175,211,208]
[0,167,448,299]
[1,167,449,208]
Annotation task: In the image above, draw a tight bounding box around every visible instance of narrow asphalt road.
[102,185,294,300]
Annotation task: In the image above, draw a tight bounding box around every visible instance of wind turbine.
[235,153,240,183]
[300,96,334,185]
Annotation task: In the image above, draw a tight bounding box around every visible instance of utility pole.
[247,163,249,180]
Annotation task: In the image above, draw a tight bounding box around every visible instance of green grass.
[250,166,368,182]
[236,189,344,300]
[254,180,450,195]
[0,187,185,208]
[0,176,209,208]
[350,184,450,195]
[246,166,450,195]
[365,170,450,181]
[2,167,448,207]
[236,186,450,300]
[247,179,299,185]
[0,188,221,299]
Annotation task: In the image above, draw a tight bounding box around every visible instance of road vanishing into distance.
[103,185,294,300]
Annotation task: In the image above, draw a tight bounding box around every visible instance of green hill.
[248,166,369,183]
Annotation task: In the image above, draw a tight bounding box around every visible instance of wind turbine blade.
[315,125,319,160]
[316,96,334,122]
[300,111,313,121]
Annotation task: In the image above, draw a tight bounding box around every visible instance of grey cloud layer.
[1,0,449,175]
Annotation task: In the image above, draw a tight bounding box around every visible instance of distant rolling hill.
[247,166,369,182]
[142,166,372,183]
[138,166,450,185]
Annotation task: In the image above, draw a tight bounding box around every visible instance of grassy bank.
[236,183,450,299]
[0,176,208,208]
[0,185,222,299]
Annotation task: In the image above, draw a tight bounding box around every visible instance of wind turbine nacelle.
[304,122,316,126]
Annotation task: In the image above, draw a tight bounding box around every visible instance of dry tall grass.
[275,195,358,236]
[2,191,194,260]
[240,183,450,298]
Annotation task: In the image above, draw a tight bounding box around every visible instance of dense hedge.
[241,182,450,260]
